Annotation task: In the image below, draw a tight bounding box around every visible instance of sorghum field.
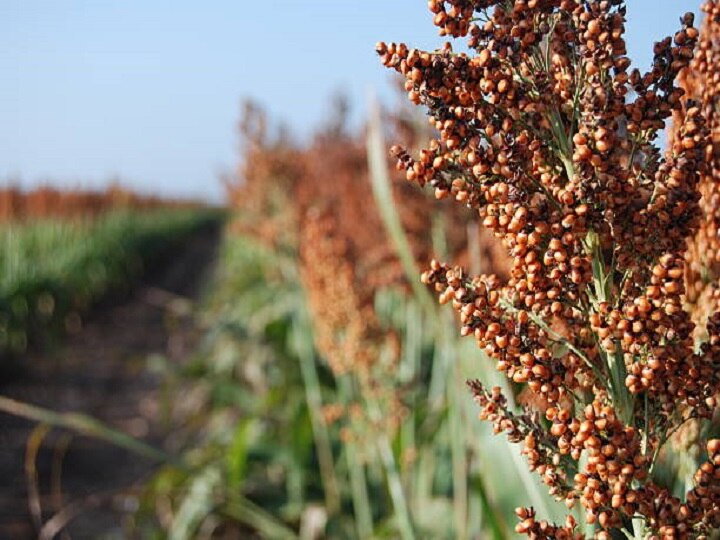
[5,1,720,539]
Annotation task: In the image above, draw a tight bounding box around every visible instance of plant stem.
[365,394,416,540]
[583,229,635,425]
[293,315,341,514]
[222,497,300,539]
[0,395,173,464]
[400,299,421,504]
[337,377,374,539]
[470,472,511,540]
[448,352,469,540]
[631,516,647,540]
[346,444,374,540]
[608,347,634,426]
[366,94,435,314]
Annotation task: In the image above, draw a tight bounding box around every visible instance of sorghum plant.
[225,100,303,247]
[295,120,433,455]
[297,141,402,379]
[379,1,720,537]
[290,109,488,538]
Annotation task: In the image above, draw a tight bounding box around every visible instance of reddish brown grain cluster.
[297,131,446,441]
[299,208,386,376]
[380,0,720,537]
[225,101,303,247]
[0,185,196,222]
[515,507,582,540]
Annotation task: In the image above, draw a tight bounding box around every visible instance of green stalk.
[337,376,374,539]
[427,215,452,407]
[431,310,469,539]
[366,395,416,540]
[448,351,469,540]
[547,106,574,181]
[366,94,435,314]
[415,448,436,518]
[222,496,300,539]
[470,472,511,540]
[608,347,634,426]
[583,230,634,425]
[631,516,647,540]
[583,230,612,306]
[400,299,421,503]
[427,328,449,408]
[292,316,341,514]
[0,395,173,464]
[346,441,374,540]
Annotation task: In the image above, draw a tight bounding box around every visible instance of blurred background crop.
[0,2,710,540]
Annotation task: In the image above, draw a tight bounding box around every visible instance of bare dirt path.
[0,223,221,539]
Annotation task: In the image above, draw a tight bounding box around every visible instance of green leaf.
[169,466,222,540]
[227,419,255,489]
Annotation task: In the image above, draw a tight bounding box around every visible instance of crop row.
[0,209,222,360]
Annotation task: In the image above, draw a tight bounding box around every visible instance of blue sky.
[0,1,702,202]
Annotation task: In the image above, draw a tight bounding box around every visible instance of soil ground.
[0,224,221,540]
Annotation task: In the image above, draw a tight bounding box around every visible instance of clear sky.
[0,1,702,202]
